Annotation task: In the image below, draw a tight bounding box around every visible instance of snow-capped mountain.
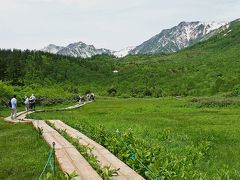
[41,44,64,54]
[41,42,134,58]
[57,41,112,58]
[41,42,112,58]
[113,46,136,58]
[130,21,227,54]
[41,21,228,58]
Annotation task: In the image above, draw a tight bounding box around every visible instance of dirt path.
[3,102,144,180]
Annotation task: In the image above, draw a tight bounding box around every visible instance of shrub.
[230,85,240,97]
[0,81,14,107]
[189,97,240,107]
[107,87,117,96]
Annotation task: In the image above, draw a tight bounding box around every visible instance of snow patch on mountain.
[113,46,136,58]
[204,22,227,34]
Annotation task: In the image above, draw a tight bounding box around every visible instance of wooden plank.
[32,120,102,180]
[51,120,144,180]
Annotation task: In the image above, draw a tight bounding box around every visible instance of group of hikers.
[24,94,36,111]
[8,92,95,120]
[9,94,36,120]
[79,93,95,104]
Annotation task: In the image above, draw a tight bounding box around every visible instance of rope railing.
[115,129,160,180]
[38,142,56,180]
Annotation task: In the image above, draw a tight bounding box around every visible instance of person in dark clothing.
[29,94,36,111]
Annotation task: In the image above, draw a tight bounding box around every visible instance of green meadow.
[29,97,240,179]
[1,18,240,180]
[0,119,53,179]
[0,107,64,179]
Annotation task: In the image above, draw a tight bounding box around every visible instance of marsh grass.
[0,119,63,179]
[29,97,240,178]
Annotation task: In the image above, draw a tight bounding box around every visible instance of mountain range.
[41,21,228,58]
[130,21,227,54]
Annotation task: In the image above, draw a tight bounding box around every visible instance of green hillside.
[0,19,240,103]
[113,19,240,97]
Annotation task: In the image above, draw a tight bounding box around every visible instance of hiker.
[29,96,33,110]
[24,96,29,112]
[10,95,17,120]
[29,94,36,111]
[79,95,84,104]
[86,94,90,101]
[91,93,95,101]
[88,93,94,101]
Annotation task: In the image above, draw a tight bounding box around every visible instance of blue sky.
[0,0,239,50]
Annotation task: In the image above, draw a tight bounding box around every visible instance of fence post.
[52,142,56,176]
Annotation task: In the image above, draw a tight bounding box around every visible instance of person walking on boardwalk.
[29,96,32,110]
[24,96,29,112]
[79,95,84,104]
[10,95,17,120]
[91,93,95,101]
[30,94,36,111]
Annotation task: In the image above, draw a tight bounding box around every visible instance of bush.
[189,97,240,107]
[0,81,14,98]
[107,87,117,96]
[0,81,14,107]
[230,85,240,97]
[36,96,65,106]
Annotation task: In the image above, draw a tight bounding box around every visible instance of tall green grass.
[30,98,240,179]
[0,119,62,179]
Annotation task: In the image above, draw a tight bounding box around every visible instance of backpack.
[8,100,12,108]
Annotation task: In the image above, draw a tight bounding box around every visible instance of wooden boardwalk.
[32,120,101,180]
[3,102,144,180]
[51,120,144,180]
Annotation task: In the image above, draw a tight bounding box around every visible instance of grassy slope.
[111,20,240,96]
[30,98,240,178]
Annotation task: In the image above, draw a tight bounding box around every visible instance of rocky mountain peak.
[130,21,228,54]
[40,20,229,58]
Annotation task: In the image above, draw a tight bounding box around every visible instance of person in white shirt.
[11,95,17,120]
[30,94,36,111]
[24,96,29,112]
